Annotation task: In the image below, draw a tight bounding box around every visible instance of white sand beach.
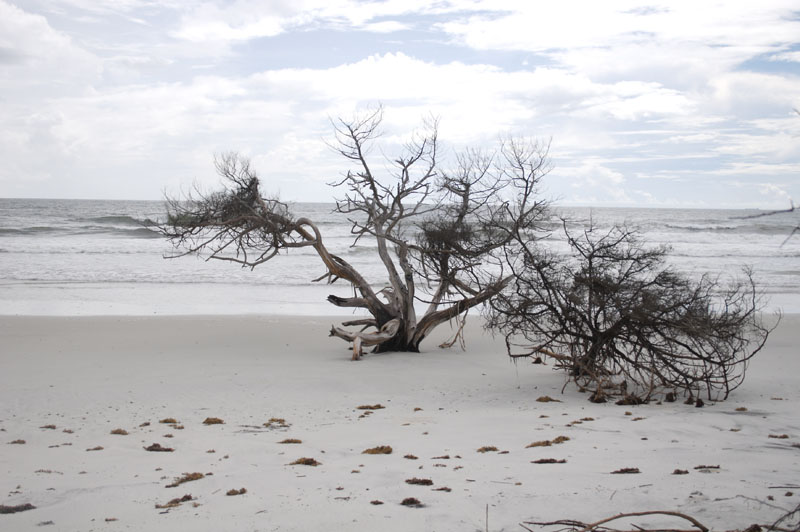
[1,314,798,531]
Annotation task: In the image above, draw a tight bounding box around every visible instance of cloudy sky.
[2,1,799,207]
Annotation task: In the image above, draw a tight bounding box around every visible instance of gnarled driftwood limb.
[330,319,401,360]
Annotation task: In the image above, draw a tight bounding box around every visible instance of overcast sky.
[1,1,799,207]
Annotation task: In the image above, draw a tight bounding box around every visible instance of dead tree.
[160,107,550,357]
[487,222,774,401]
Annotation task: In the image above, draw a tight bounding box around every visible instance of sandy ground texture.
[0,314,798,531]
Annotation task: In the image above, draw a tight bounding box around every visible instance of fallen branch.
[523,510,709,532]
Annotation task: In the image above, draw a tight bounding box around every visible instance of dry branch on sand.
[521,502,800,532]
[160,106,551,357]
[522,510,710,532]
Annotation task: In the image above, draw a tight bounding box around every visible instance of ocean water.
[0,198,797,315]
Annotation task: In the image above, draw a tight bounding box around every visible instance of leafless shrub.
[488,222,775,401]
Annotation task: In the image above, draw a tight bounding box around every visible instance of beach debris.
[290,457,320,466]
[139,422,150,427]
[39,424,56,430]
[477,446,498,453]
[8,439,26,445]
[405,478,433,486]
[35,469,62,475]
[400,497,423,508]
[62,429,74,434]
[769,434,790,439]
[695,398,705,408]
[735,406,748,412]
[166,473,204,488]
[664,392,677,402]
[404,454,418,460]
[413,407,423,412]
[278,438,302,444]
[356,404,385,410]
[433,487,452,492]
[694,465,720,472]
[532,458,567,464]
[144,443,174,452]
[362,445,392,455]
[155,494,193,509]
[202,417,224,425]
[370,500,384,505]
[37,521,54,526]
[432,454,450,459]
[264,418,290,429]
[104,517,118,522]
[159,418,178,424]
[610,467,640,474]
[526,436,569,448]
[163,434,174,438]
[616,395,646,406]
[673,469,690,475]
[226,488,247,496]
[536,396,561,403]
[110,428,128,435]
[86,445,104,451]
[632,417,645,421]
[0,503,36,514]
[589,391,607,403]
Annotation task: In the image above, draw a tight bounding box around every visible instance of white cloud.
[362,20,409,33]
[1,1,798,206]
[770,51,800,63]
[0,1,99,87]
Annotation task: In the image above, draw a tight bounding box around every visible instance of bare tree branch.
[160,111,551,355]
